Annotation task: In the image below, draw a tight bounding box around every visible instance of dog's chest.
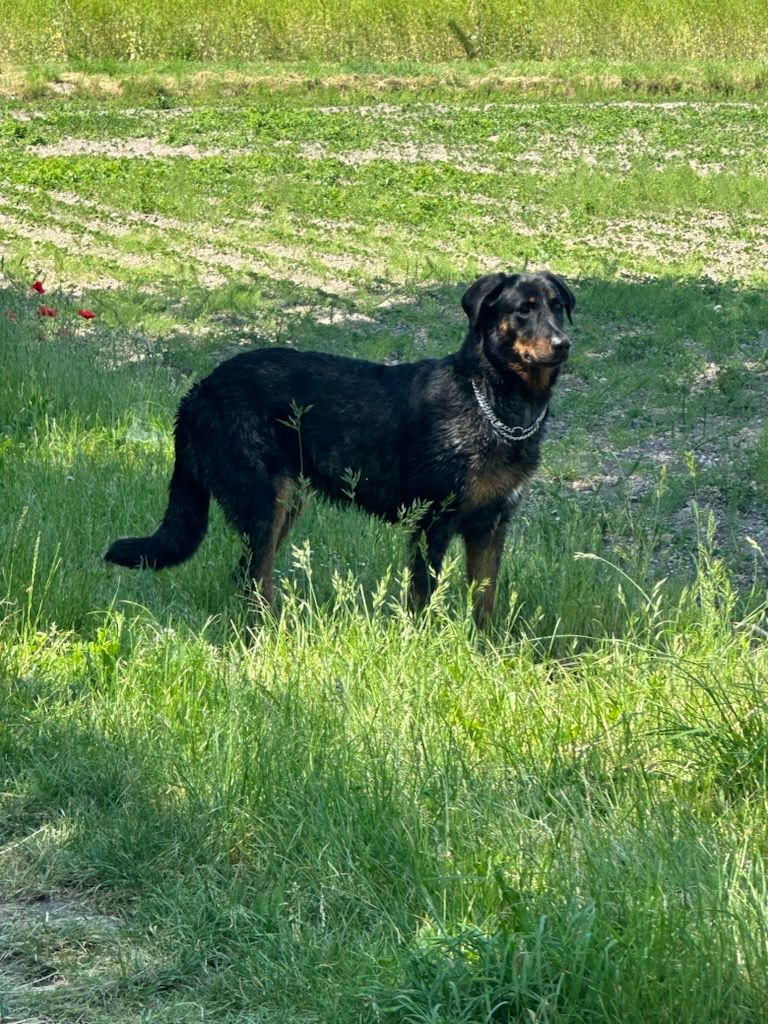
[463,456,533,512]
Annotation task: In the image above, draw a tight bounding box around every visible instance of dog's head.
[461,271,575,389]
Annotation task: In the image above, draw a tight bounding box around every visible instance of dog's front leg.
[407,524,452,615]
[463,519,509,629]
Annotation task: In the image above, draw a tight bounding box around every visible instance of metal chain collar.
[471,380,548,443]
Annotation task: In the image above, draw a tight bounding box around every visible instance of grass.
[6,59,768,106]
[1,61,768,1023]
[3,1,768,62]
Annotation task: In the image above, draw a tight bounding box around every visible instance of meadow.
[1,62,768,1023]
[3,0,768,63]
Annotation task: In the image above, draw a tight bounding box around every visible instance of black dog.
[106,271,574,626]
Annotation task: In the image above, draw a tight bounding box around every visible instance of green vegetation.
[1,65,768,1023]
[4,0,768,62]
[5,59,768,105]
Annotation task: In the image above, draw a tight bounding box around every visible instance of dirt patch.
[566,380,768,584]
[50,71,122,98]
[295,140,491,173]
[37,133,500,173]
[569,212,768,279]
[29,137,243,160]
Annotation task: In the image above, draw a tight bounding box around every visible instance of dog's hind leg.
[222,477,292,608]
[274,487,305,552]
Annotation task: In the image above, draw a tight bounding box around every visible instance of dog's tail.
[105,410,210,570]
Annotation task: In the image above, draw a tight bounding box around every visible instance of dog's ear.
[542,272,576,324]
[461,272,510,331]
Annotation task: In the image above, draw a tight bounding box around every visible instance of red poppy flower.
[32,280,45,294]
[38,305,57,317]
[4,311,17,320]
[77,309,95,319]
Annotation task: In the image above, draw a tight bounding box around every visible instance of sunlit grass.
[2,257,768,1022]
[2,63,768,1022]
[4,0,768,62]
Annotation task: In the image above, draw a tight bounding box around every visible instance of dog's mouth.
[517,349,569,368]
[508,334,571,369]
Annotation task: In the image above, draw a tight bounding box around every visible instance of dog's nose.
[551,335,571,352]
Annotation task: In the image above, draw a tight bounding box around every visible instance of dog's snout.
[551,334,571,352]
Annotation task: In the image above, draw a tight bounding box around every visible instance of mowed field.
[1,65,768,1023]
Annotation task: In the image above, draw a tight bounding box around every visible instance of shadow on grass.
[3,615,767,1024]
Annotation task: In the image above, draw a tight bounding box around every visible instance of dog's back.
[180,347,462,517]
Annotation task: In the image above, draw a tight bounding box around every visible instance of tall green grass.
[2,276,768,1021]
[4,0,768,63]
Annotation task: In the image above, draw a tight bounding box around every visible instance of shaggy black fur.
[105,271,575,625]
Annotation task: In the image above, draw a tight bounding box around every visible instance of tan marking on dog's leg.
[275,486,305,552]
[464,524,507,629]
[246,480,294,608]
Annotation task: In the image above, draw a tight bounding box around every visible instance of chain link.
[471,380,548,443]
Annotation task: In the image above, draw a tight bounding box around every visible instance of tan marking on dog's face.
[511,334,560,364]
[499,318,564,363]
[509,338,563,392]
